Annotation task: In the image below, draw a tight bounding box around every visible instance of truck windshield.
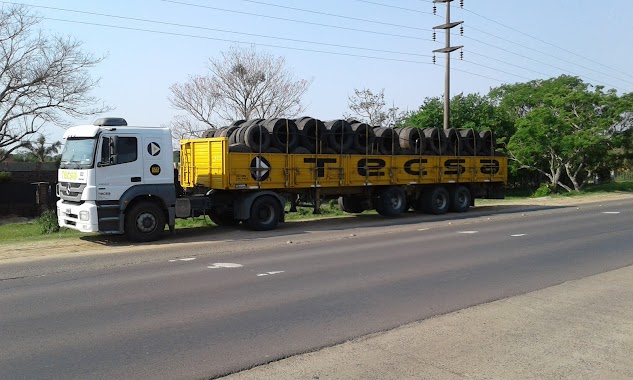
[59,138,97,169]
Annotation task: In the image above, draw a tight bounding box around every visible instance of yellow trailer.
[178,137,507,230]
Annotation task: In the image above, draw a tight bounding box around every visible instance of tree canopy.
[0,5,109,162]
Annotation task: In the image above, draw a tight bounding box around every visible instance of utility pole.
[433,0,463,130]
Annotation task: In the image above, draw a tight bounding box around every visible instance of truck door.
[96,133,143,201]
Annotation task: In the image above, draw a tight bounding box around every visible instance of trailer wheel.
[450,186,471,213]
[338,196,365,214]
[422,186,450,215]
[209,211,241,226]
[125,202,165,242]
[247,195,282,231]
[374,186,407,216]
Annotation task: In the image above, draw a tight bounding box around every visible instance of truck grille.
[58,182,86,202]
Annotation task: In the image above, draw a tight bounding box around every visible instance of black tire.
[209,210,241,226]
[374,186,407,216]
[291,146,311,154]
[479,130,496,156]
[124,202,165,242]
[424,128,448,155]
[229,143,252,153]
[444,128,461,156]
[421,186,450,215]
[247,195,282,231]
[398,127,426,154]
[373,127,400,155]
[338,195,365,214]
[450,186,471,213]
[244,124,271,151]
[202,129,217,138]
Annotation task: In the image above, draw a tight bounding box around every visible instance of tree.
[403,93,513,141]
[345,88,402,127]
[22,134,61,162]
[0,5,109,162]
[167,45,312,136]
[499,75,632,192]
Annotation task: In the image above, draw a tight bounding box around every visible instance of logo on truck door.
[250,156,270,181]
[147,142,161,156]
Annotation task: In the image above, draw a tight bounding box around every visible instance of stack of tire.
[202,118,497,156]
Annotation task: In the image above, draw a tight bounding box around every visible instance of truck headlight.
[79,211,90,221]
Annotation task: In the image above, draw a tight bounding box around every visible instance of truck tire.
[247,195,282,231]
[450,186,471,213]
[422,186,450,215]
[125,202,165,242]
[338,195,365,214]
[374,186,407,216]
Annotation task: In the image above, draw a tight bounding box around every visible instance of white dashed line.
[417,228,429,231]
[458,231,479,234]
[602,212,621,214]
[207,263,243,269]
[511,234,527,237]
[168,258,196,262]
[257,271,285,277]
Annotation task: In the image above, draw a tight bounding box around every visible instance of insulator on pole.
[460,49,464,60]
[460,25,464,36]
[460,0,464,8]
[433,31,436,41]
[432,55,436,64]
[433,5,437,15]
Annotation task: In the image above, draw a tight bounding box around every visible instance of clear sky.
[13,0,633,143]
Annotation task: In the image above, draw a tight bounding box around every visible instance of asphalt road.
[1,199,632,379]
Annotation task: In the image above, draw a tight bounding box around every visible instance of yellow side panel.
[180,137,508,190]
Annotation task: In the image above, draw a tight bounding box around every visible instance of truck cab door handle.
[131,177,141,182]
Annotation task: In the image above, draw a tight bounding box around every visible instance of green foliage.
[36,210,60,234]
[499,75,633,192]
[532,184,552,198]
[0,171,11,183]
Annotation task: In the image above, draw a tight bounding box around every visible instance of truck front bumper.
[57,200,99,233]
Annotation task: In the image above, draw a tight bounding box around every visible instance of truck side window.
[117,137,138,164]
[101,137,111,163]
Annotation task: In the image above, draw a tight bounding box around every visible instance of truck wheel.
[422,186,450,215]
[125,202,166,242]
[247,195,282,231]
[209,211,241,226]
[450,186,471,213]
[338,196,365,214]
[374,186,407,217]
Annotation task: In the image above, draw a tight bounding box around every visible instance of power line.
[466,51,551,78]
[461,6,633,82]
[43,17,437,65]
[158,0,424,41]
[233,0,433,30]
[465,24,633,87]
[9,3,432,58]
[349,0,433,14]
[461,35,627,92]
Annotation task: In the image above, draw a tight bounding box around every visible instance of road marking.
[602,211,621,214]
[168,258,196,262]
[458,231,479,234]
[207,263,243,269]
[417,228,429,231]
[257,271,285,277]
[511,234,527,237]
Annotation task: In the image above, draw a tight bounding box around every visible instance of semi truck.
[56,117,507,242]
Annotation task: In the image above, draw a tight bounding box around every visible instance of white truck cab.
[57,118,177,241]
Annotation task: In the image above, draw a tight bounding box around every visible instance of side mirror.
[109,136,119,164]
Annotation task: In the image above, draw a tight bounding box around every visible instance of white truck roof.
[63,125,171,139]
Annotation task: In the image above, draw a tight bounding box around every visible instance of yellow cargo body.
[180,138,507,191]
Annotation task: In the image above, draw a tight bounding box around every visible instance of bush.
[36,210,60,234]
[0,171,11,183]
[532,183,552,198]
